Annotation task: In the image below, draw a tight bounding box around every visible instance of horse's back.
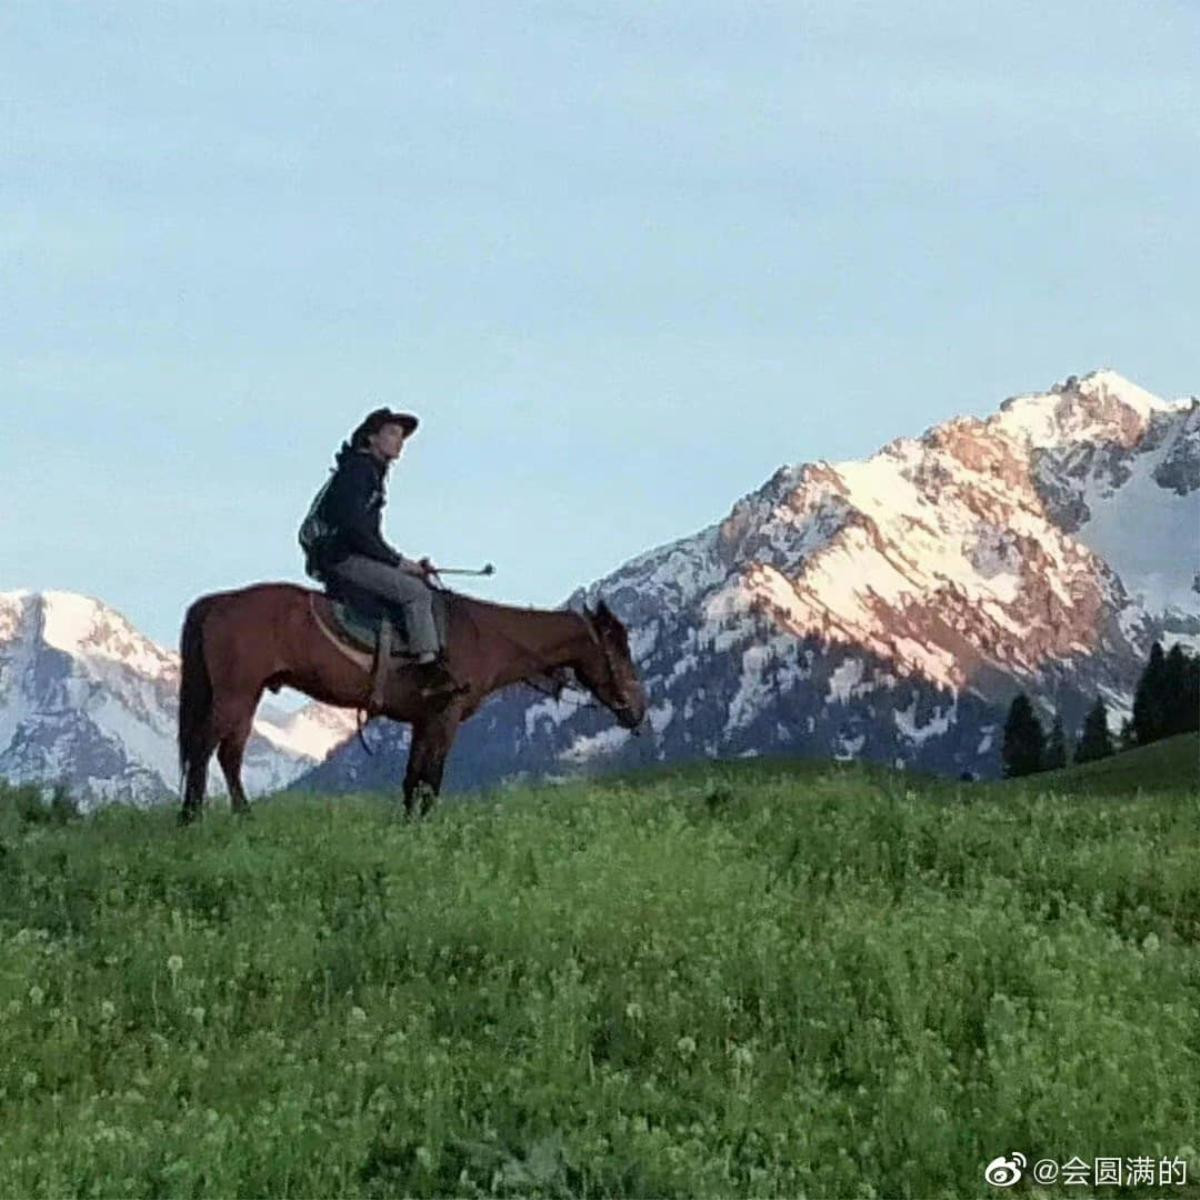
[196,581,314,615]
[189,582,316,649]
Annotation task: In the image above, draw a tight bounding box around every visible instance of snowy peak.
[37,590,176,678]
[577,369,1195,693]
[0,589,356,807]
[993,369,1175,451]
[1073,368,1173,413]
[255,702,360,759]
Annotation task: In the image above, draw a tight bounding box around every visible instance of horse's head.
[573,600,647,732]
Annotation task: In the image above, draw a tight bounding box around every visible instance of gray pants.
[327,554,440,657]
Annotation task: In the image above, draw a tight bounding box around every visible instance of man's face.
[368,423,408,461]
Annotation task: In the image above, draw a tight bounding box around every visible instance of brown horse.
[177,582,647,822]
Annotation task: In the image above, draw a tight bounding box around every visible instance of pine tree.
[1002,693,1045,778]
[1075,697,1114,764]
[1117,717,1137,752]
[1162,644,1200,737]
[1132,642,1169,746]
[1044,715,1067,770]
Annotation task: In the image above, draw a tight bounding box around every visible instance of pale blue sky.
[2,1,1196,650]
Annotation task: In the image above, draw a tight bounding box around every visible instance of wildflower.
[349,1006,367,1023]
[731,1044,754,1068]
[100,1000,116,1020]
[28,985,45,1007]
[167,954,184,976]
[676,1035,697,1058]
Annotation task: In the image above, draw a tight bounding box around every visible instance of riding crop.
[430,562,496,577]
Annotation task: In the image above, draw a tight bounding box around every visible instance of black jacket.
[312,448,403,571]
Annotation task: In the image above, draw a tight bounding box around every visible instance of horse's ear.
[596,600,625,635]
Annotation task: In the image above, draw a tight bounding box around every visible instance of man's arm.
[322,458,404,566]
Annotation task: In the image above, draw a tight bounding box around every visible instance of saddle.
[309,577,452,711]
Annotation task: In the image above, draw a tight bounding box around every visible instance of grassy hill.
[1,758,1197,1197]
[601,732,1199,799]
[1005,732,1199,796]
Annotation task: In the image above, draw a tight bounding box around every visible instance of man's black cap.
[351,408,419,446]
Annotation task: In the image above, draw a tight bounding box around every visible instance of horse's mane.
[440,588,580,626]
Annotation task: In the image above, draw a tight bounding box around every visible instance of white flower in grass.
[28,985,45,1007]
[167,954,184,976]
[676,1035,697,1058]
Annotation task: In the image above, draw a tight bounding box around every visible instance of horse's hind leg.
[181,737,218,824]
[216,694,259,815]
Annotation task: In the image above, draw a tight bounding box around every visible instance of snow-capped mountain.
[0,590,356,808]
[301,369,1198,793]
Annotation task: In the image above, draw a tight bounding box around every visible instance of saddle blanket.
[327,590,450,657]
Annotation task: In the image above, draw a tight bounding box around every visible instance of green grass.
[0,759,1198,1198]
[1009,732,1199,796]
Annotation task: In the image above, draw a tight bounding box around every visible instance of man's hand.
[417,556,438,578]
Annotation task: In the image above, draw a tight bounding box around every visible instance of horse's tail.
[178,595,217,778]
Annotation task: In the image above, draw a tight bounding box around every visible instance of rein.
[520,672,601,712]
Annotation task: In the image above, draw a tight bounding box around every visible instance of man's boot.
[413,655,467,701]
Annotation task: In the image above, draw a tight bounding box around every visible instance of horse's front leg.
[402,719,432,818]
[402,710,462,818]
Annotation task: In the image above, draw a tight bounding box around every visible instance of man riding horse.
[177,409,647,823]
[300,407,463,701]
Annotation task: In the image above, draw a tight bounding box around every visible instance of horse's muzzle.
[618,704,648,735]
